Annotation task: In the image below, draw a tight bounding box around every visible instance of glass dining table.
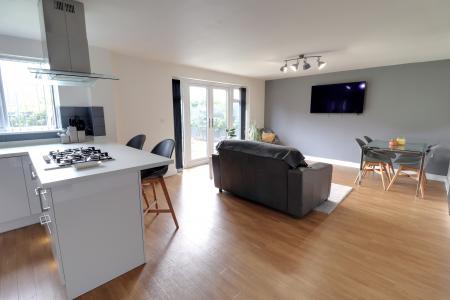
[356,140,429,197]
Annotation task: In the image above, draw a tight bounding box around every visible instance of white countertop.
[0,143,172,188]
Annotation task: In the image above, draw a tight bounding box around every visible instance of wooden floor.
[1,164,450,299]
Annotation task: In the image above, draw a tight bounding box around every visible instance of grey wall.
[265,60,450,176]
[447,163,450,202]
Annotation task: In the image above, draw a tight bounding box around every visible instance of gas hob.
[43,146,113,170]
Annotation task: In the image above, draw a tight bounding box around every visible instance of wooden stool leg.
[152,183,159,216]
[158,177,179,229]
[142,188,150,213]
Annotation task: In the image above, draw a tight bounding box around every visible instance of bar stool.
[126,134,146,150]
[141,139,179,229]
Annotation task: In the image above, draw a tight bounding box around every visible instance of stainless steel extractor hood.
[29,0,118,86]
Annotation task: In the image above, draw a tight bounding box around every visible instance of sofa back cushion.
[216,140,307,168]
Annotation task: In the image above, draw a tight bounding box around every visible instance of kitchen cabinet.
[36,186,65,283]
[0,142,172,299]
[22,156,42,215]
[0,157,31,224]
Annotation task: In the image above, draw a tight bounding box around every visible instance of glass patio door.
[186,85,209,165]
[183,82,236,168]
[210,87,228,151]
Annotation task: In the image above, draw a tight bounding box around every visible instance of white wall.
[0,34,43,58]
[111,53,265,174]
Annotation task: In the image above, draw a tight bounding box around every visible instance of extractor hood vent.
[54,0,75,13]
[30,0,118,86]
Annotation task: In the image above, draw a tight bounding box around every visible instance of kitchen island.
[0,143,172,299]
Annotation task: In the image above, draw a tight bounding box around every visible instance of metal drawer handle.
[30,164,37,180]
[39,214,52,235]
[39,214,51,225]
[35,188,51,212]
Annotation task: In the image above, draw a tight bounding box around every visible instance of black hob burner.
[46,146,113,167]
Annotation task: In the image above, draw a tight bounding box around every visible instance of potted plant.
[226,127,237,139]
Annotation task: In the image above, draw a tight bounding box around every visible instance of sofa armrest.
[287,163,333,218]
[212,154,221,190]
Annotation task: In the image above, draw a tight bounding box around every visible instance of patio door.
[183,81,237,168]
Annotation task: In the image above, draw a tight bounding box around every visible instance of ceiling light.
[303,59,311,70]
[289,60,300,72]
[317,58,327,70]
[279,54,327,73]
[280,61,288,73]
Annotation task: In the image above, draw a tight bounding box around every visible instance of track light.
[289,60,300,72]
[280,61,288,73]
[303,59,311,70]
[317,58,327,70]
[279,54,326,73]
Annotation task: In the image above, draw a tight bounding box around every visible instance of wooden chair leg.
[420,174,426,198]
[379,163,387,190]
[387,165,402,191]
[354,162,366,184]
[423,173,428,185]
[151,183,159,215]
[142,189,150,213]
[385,163,392,181]
[158,177,179,229]
[389,163,395,177]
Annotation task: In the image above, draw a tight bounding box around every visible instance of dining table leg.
[415,152,426,197]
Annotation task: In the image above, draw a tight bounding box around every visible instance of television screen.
[310,81,366,113]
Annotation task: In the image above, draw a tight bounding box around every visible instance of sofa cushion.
[216,140,307,168]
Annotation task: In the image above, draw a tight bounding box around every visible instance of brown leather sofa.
[212,140,332,218]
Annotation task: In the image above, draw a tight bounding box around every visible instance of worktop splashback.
[59,106,106,136]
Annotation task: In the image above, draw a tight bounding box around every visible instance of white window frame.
[0,55,60,134]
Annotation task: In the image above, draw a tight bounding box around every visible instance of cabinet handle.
[39,214,52,235]
[35,188,50,212]
[30,164,37,180]
[39,214,51,225]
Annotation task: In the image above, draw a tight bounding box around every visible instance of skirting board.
[305,155,448,184]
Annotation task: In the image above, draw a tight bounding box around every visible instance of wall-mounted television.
[310,81,366,114]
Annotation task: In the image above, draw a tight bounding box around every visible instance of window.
[0,59,58,133]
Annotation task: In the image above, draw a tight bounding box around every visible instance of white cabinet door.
[22,156,42,215]
[0,157,31,223]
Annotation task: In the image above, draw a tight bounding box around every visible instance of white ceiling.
[1,0,450,79]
